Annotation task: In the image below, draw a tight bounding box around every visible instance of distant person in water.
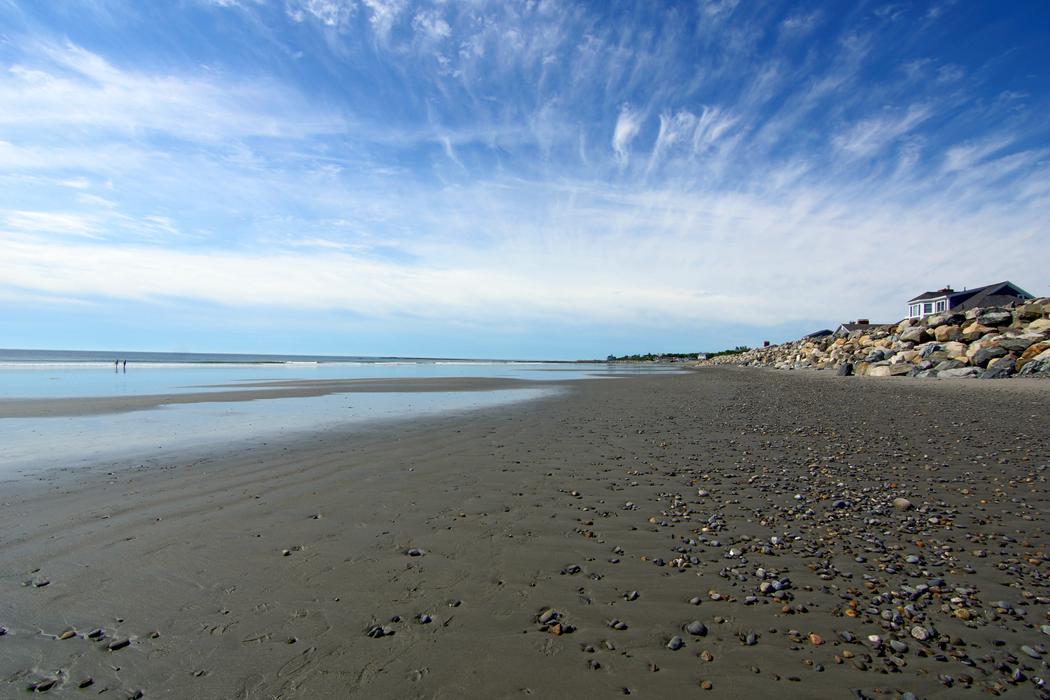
[123,359,127,372]
[115,359,119,372]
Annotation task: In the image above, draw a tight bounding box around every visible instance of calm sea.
[0,348,615,399]
[0,349,678,475]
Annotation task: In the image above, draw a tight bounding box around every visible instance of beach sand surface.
[1,368,1047,698]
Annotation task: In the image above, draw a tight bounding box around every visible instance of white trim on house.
[909,296,947,319]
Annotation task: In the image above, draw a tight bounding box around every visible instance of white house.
[907,281,1035,320]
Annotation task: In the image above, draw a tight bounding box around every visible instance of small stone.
[686,621,708,636]
[58,629,76,640]
[78,678,94,689]
[910,626,931,642]
[667,635,684,650]
[625,590,639,601]
[31,678,56,692]
[700,680,713,690]
[892,497,913,511]
[406,548,426,557]
[538,609,558,624]
[1020,645,1042,659]
[699,649,714,662]
[108,638,131,651]
[418,614,432,624]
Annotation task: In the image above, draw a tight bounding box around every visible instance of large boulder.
[933,324,960,342]
[1016,302,1046,321]
[960,322,992,340]
[864,348,890,363]
[900,327,927,343]
[1028,318,1050,334]
[1016,341,1050,371]
[1018,356,1050,376]
[977,309,1013,327]
[981,357,1017,379]
[998,336,1039,354]
[939,367,980,379]
[972,346,1008,368]
[868,363,912,377]
[837,362,853,376]
[940,341,967,359]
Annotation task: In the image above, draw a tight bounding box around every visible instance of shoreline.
[1,368,1047,698]
[0,376,562,419]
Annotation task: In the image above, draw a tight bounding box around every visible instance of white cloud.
[362,0,406,40]
[285,0,356,27]
[612,105,643,165]
[412,10,451,41]
[3,211,99,237]
[780,11,821,38]
[834,104,931,157]
[0,41,342,141]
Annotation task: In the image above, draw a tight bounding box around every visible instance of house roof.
[908,281,1034,306]
[804,329,833,338]
[836,322,890,334]
[949,281,1034,311]
[908,290,949,302]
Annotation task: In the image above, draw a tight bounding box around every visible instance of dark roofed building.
[834,319,891,336]
[906,281,1034,320]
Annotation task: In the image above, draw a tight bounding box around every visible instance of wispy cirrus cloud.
[0,1,1047,356]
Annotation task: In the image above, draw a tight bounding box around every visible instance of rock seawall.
[698,298,1050,379]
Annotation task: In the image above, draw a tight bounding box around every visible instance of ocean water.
[0,349,682,476]
[0,349,627,398]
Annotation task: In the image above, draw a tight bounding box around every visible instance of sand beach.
[1,368,1048,698]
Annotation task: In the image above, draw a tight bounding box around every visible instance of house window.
[923,302,933,314]
[935,300,946,312]
[909,304,919,317]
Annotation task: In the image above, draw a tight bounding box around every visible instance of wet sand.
[0,377,539,418]
[1,368,1047,698]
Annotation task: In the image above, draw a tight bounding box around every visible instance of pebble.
[685,621,708,636]
[417,613,432,624]
[406,548,426,557]
[1020,645,1042,659]
[367,625,395,638]
[892,497,913,510]
[108,638,131,651]
[667,635,684,650]
[700,680,713,690]
[910,626,931,642]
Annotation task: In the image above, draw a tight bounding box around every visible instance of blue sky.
[0,0,1047,359]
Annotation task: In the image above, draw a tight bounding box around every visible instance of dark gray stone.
[836,362,853,377]
[686,621,708,636]
[972,347,1007,367]
[977,309,1013,327]
[980,358,1016,379]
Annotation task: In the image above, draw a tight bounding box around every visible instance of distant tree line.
[605,346,750,362]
